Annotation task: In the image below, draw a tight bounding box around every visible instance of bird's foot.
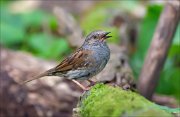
[72,79,92,91]
[87,79,96,86]
[83,86,91,91]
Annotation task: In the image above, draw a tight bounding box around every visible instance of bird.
[23,30,111,90]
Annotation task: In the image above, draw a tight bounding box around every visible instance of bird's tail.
[21,68,56,84]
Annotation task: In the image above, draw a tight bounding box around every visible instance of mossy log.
[75,84,173,117]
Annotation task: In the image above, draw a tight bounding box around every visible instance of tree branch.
[138,1,180,99]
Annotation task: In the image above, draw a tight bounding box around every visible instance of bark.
[138,1,180,99]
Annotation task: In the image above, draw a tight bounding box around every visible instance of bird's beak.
[102,32,112,40]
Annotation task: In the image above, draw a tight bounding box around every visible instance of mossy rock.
[78,84,173,117]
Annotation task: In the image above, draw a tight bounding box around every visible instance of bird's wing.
[21,48,93,84]
[55,48,94,73]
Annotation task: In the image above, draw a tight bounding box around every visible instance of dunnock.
[23,30,111,90]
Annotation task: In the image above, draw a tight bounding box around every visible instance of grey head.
[83,30,112,46]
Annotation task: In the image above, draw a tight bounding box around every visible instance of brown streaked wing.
[55,49,92,72]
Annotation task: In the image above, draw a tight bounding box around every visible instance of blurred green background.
[0,1,179,101]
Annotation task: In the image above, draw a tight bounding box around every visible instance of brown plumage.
[22,48,93,84]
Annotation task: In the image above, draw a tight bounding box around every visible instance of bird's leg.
[72,80,90,91]
[87,79,96,86]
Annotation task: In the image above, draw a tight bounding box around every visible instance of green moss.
[80,84,173,117]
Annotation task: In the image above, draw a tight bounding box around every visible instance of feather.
[21,68,56,84]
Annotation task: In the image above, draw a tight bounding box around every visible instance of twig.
[138,1,180,100]
[152,94,179,108]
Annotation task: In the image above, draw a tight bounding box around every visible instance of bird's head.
[84,30,112,45]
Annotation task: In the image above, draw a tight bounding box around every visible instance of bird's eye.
[93,35,97,39]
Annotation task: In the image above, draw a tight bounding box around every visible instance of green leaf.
[157,67,180,99]
[169,24,180,57]
[46,39,70,59]
[0,7,25,47]
[21,10,46,28]
[27,33,70,60]
[48,16,59,31]
[27,33,51,58]
[137,4,163,58]
[0,22,25,47]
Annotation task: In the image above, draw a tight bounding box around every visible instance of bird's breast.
[94,44,110,60]
[89,44,110,71]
